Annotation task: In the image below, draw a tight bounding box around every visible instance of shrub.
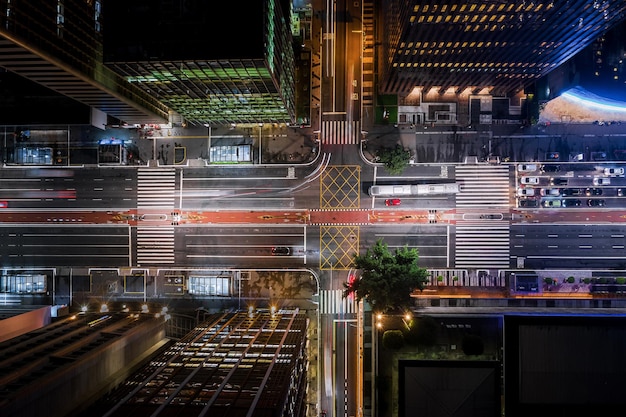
[583,278,591,284]
[617,277,626,285]
[544,277,553,285]
[382,330,405,350]
[567,276,575,283]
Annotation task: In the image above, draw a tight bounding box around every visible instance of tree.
[343,239,429,313]
[377,145,411,175]
[382,330,405,350]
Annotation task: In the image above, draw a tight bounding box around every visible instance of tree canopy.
[343,239,429,313]
[377,145,411,175]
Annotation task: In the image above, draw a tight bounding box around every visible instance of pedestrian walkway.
[320,118,361,145]
[454,165,512,268]
[136,226,175,266]
[137,168,176,209]
[319,289,358,315]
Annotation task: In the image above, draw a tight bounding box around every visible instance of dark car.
[587,199,605,207]
[585,188,603,196]
[518,199,539,208]
[550,177,567,186]
[545,152,560,160]
[562,188,583,196]
[562,199,582,207]
[271,247,291,255]
[618,188,625,197]
[542,165,561,173]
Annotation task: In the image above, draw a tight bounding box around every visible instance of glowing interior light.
[561,88,626,113]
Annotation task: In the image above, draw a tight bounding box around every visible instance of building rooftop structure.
[0,0,297,128]
[83,309,309,417]
[102,0,297,126]
[0,0,170,126]
[379,0,626,98]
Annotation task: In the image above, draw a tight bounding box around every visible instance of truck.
[368,182,461,197]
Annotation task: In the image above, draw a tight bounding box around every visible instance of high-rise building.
[379,0,626,98]
[0,0,169,126]
[103,0,297,126]
[0,0,297,127]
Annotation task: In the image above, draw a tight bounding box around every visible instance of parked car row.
[541,199,605,208]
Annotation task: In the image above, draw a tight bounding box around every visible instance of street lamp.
[258,123,264,164]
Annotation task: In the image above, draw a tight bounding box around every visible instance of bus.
[368,182,461,197]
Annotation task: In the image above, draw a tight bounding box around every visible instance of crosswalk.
[137,168,176,209]
[136,226,175,265]
[454,165,512,268]
[455,165,511,208]
[320,119,361,145]
[319,289,358,315]
[136,168,176,265]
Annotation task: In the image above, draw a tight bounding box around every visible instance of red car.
[385,198,401,206]
[0,201,7,208]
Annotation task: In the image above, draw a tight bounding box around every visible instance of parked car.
[540,188,561,196]
[385,198,401,206]
[562,199,582,207]
[541,165,561,173]
[550,177,568,186]
[518,199,539,208]
[521,177,539,185]
[0,201,7,208]
[542,199,562,208]
[593,177,611,186]
[604,167,624,176]
[562,188,583,196]
[518,164,538,172]
[585,188,603,196]
[271,247,291,255]
[587,199,606,207]
[517,188,535,197]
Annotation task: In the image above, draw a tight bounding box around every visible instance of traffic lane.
[0,167,136,209]
[368,224,450,268]
[181,174,305,210]
[176,225,306,267]
[0,225,130,267]
[511,224,626,269]
[512,208,626,224]
[332,318,359,417]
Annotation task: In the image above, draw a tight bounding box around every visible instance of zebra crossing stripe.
[320,289,358,315]
[454,165,511,268]
[320,120,361,145]
[137,168,176,209]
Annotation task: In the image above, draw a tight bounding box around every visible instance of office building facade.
[0,0,169,126]
[380,0,626,96]
[103,0,297,126]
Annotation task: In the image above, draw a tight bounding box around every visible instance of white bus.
[368,183,461,197]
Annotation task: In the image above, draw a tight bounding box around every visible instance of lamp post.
[258,123,264,164]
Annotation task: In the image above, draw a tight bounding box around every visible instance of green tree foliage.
[343,239,428,312]
[377,145,411,175]
[382,330,405,350]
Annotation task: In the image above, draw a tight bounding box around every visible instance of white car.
[517,188,535,197]
[518,164,538,173]
[604,167,624,176]
[540,188,561,196]
[520,177,539,185]
[593,177,611,186]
